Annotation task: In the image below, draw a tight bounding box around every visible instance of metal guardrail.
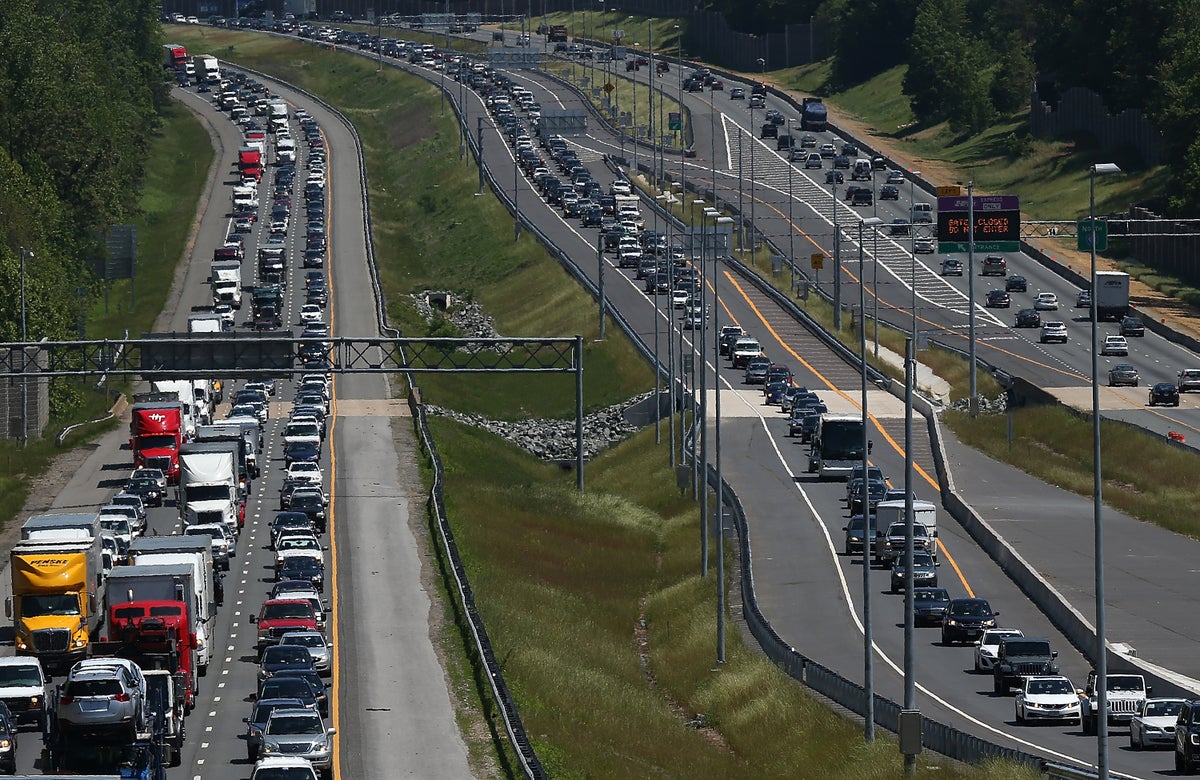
[231,58,546,779]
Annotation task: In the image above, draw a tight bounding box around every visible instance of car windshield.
[951,601,990,617]
[263,603,314,620]
[1145,700,1183,718]
[911,553,935,566]
[915,589,949,603]
[1108,677,1144,692]
[1005,640,1050,655]
[139,434,178,450]
[186,527,225,541]
[267,647,312,664]
[279,538,318,550]
[22,594,80,617]
[262,679,313,699]
[0,666,41,686]
[284,634,323,648]
[1029,679,1073,695]
[267,714,322,735]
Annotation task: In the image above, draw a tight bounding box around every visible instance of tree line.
[710,0,1200,212]
[0,0,166,416]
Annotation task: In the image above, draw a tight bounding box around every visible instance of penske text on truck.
[7,537,106,670]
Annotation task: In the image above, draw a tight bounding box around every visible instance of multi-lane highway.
[327,25,1200,775]
[10,19,1200,778]
[0,63,469,778]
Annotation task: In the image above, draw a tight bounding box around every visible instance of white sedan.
[284,461,323,484]
[1015,676,1082,724]
[299,304,324,323]
[282,421,322,448]
[1130,697,1186,749]
[1034,292,1060,310]
[974,628,1023,672]
[1100,335,1129,356]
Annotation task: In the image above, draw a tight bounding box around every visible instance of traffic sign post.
[1077,218,1108,251]
[936,194,1020,253]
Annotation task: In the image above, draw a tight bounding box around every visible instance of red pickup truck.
[250,599,319,657]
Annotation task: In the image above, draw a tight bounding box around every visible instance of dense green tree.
[989,31,1035,114]
[828,0,918,86]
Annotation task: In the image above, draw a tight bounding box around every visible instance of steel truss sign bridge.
[0,333,588,488]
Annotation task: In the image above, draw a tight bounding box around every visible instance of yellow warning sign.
[810,253,824,270]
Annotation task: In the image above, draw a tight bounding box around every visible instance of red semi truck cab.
[100,600,198,712]
[237,147,262,182]
[130,402,183,482]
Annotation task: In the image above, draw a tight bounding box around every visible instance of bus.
[807,414,868,480]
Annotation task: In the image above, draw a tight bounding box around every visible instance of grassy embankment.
[168,27,1045,778]
[0,97,212,527]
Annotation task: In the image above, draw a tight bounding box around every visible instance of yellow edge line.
[321,123,342,777]
[723,269,975,596]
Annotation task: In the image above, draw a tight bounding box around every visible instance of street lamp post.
[787,118,796,294]
[19,246,32,447]
[910,172,920,340]
[967,180,977,416]
[748,56,764,261]
[872,168,879,358]
[831,180,842,329]
[712,214,734,664]
[859,215,883,742]
[1090,161,1121,780]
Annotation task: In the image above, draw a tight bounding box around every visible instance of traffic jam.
[0,56,335,780]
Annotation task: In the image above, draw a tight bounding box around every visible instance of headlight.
[1191,733,1200,746]
[0,739,12,750]
[263,741,279,754]
[947,620,958,626]
[30,696,40,706]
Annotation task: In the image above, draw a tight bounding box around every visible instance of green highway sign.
[1077,218,1108,251]
[937,241,1020,254]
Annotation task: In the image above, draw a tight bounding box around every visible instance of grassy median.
[165,26,1045,777]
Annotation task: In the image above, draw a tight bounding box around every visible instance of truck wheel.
[248,745,258,762]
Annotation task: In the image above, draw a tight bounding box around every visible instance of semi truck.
[21,512,103,543]
[547,24,568,42]
[800,97,828,132]
[872,499,939,564]
[95,595,199,719]
[1094,270,1131,321]
[129,535,216,682]
[194,54,220,83]
[211,417,261,479]
[210,261,243,310]
[162,44,188,71]
[194,423,256,486]
[179,441,245,528]
[129,400,184,481]
[178,446,238,530]
[150,380,205,436]
[7,537,106,671]
[238,147,263,181]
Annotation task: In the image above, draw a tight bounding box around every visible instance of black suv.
[1176,700,1200,773]
[993,636,1058,695]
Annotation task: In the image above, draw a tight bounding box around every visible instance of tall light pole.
[1089,161,1120,780]
[831,179,842,329]
[786,118,796,294]
[859,215,883,742]
[749,56,764,261]
[19,246,32,447]
[712,214,734,664]
[967,180,977,416]
[871,168,879,358]
[910,172,920,340]
[903,332,917,777]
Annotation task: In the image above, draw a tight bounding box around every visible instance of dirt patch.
[384,107,434,149]
[633,592,731,752]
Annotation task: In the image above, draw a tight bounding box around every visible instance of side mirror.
[1051,651,1059,659]
[992,611,1000,617]
[841,526,848,531]
[243,717,250,723]
[327,727,337,736]
[935,562,941,567]
[1147,686,1153,696]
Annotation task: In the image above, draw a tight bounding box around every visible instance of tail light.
[59,696,74,705]
[114,693,130,702]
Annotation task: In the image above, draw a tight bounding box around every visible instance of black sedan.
[284,441,321,467]
[985,290,1011,308]
[913,587,952,626]
[1149,382,1180,407]
[879,184,899,200]
[1014,308,1041,328]
[891,551,939,593]
[941,598,998,645]
[125,476,165,507]
[1005,275,1028,293]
